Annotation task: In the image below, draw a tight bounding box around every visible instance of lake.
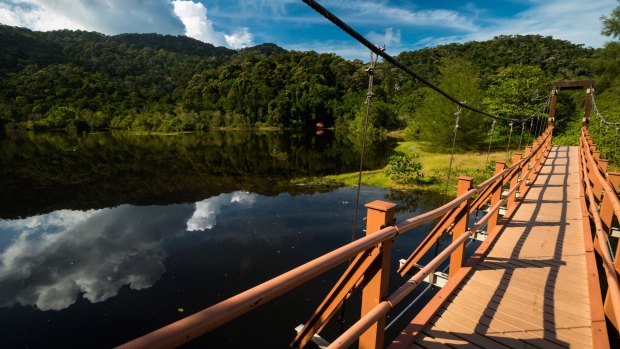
[0,130,448,348]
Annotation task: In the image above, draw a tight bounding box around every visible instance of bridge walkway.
[408,146,594,348]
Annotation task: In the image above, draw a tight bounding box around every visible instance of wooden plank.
[436,303,565,349]
[469,267,591,299]
[474,265,589,294]
[404,147,596,349]
[456,278,592,327]
[553,80,595,90]
[422,328,483,348]
[415,333,461,349]
[478,259,589,282]
[451,282,593,345]
[465,271,591,308]
[447,292,575,349]
[475,262,589,291]
[430,313,513,349]
[407,344,425,349]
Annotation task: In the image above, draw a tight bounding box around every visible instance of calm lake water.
[0,130,448,348]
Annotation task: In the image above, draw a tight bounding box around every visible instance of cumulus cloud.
[187,191,257,231]
[225,27,254,49]
[172,0,254,48]
[0,205,190,311]
[0,0,184,35]
[171,0,224,46]
[460,0,614,48]
[0,191,261,311]
[0,0,254,49]
[367,27,401,47]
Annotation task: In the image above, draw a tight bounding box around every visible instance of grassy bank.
[326,140,511,195]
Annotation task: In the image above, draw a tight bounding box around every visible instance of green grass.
[326,140,512,195]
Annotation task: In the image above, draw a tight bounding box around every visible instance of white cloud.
[0,206,180,311]
[225,27,254,49]
[187,191,257,231]
[367,27,401,47]
[328,0,479,31]
[0,0,184,35]
[425,0,616,49]
[172,0,224,46]
[172,0,254,48]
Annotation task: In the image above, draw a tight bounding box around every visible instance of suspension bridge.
[116,1,619,348]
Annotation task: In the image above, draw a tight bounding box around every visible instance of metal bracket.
[482,204,507,216]
[471,229,488,242]
[294,325,330,348]
[398,260,448,288]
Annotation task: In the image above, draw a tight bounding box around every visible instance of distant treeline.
[0,25,611,136]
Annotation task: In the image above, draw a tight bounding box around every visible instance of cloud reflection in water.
[0,191,256,311]
[186,191,256,231]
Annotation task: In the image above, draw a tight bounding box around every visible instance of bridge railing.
[117,127,553,349]
[579,128,620,336]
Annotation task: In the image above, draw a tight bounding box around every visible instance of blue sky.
[0,0,617,60]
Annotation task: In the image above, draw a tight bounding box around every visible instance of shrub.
[386,154,423,183]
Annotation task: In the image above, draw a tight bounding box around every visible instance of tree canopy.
[0,25,604,135]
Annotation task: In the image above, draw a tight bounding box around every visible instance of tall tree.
[411,57,487,149]
[601,0,620,38]
[591,0,620,119]
[483,65,551,120]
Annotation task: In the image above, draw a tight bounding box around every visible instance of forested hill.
[0,25,595,132]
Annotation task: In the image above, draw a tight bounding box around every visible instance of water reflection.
[0,206,177,311]
[187,191,257,231]
[0,130,397,219]
[0,190,270,312]
[0,130,448,348]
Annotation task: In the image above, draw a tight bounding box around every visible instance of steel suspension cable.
[506,122,514,162]
[300,0,535,124]
[592,92,620,126]
[343,49,379,333]
[484,120,496,172]
[444,107,461,197]
[517,121,525,152]
[604,125,609,158]
[536,116,545,136]
[615,127,620,163]
[526,119,533,148]
[351,50,379,243]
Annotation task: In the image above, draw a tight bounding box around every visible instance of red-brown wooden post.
[594,151,601,161]
[584,88,593,126]
[488,162,506,234]
[548,89,558,121]
[608,172,620,194]
[449,176,473,278]
[599,159,609,173]
[360,200,396,349]
[521,146,532,193]
[508,153,522,208]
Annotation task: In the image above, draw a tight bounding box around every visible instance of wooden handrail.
[117,127,554,349]
[581,129,620,219]
[579,128,620,332]
[328,127,553,348]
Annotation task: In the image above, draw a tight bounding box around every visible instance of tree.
[411,57,487,148]
[601,1,620,38]
[483,65,551,120]
[590,0,620,121]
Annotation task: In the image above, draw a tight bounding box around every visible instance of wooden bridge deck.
[410,146,594,348]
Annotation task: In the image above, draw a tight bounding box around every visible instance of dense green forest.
[1,15,618,140]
